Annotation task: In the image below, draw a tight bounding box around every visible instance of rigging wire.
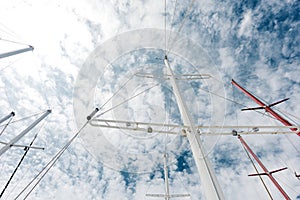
[0,116,14,137]
[284,135,299,154]
[198,82,278,121]
[232,82,240,130]
[96,72,137,114]
[166,0,178,55]
[0,55,24,72]
[175,164,192,199]
[96,83,160,117]
[275,176,300,197]
[233,83,297,197]
[239,139,274,200]
[274,108,300,123]
[0,38,32,47]
[166,0,196,55]
[0,27,17,40]
[275,138,300,181]
[0,23,24,43]
[0,121,44,198]
[232,80,299,125]
[170,0,178,28]
[14,109,98,200]
[271,106,300,132]
[165,0,167,56]
[30,50,51,109]
[231,79,299,197]
[0,110,47,128]
[3,121,47,200]
[256,132,298,197]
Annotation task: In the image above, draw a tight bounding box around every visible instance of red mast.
[238,135,291,200]
[231,79,300,136]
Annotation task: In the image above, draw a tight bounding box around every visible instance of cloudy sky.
[0,0,299,199]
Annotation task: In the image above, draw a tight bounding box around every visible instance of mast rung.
[135,72,211,80]
[90,119,299,136]
[145,194,165,197]
[91,119,300,130]
[248,167,287,176]
[0,141,44,150]
[146,194,190,198]
[89,123,179,135]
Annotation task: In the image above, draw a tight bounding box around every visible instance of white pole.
[0,110,51,156]
[0,46,34,59]
[0,112,15,124]
[164,56,224,200]
[163,153,170,200]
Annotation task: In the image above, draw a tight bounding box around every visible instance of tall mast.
[164,56,224,200]
[231,79,300,136]
[237,135,291,200]
[0,45,34,59]
[0,110,51,156]
[163,153,170,200]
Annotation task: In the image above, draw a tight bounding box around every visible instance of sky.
[0,0,299,199]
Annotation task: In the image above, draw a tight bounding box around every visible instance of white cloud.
[0,0,299,199]
[238,10,253,38]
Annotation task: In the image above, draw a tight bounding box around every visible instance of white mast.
[0,110,51,156]
[0,112,15,124]
[164,56,224,200]
[163,153,170,200]
[0,45,34,59]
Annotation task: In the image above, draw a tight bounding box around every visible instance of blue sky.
[0,0,299,199]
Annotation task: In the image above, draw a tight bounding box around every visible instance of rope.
[0,23,24,42]
[239,140,274,200]
[198,83,278,121]
[97,83,160,117]
[0,38,32,47]
[284,135,299,154]
[96,72,137,114]
[0,110,47,128]
[275,108,300,123]
[166,0,178,55]
[232,83,240,132]
[0,56,24,72]
[272,106,300,126]
[275,176,300,196]
[0,116,14,136]
[0,129,40,198]
[29,50,51,109]
[176,170,192,199]
[166,0,196,55]
[165,0,167,56]
[14,113,93,199]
